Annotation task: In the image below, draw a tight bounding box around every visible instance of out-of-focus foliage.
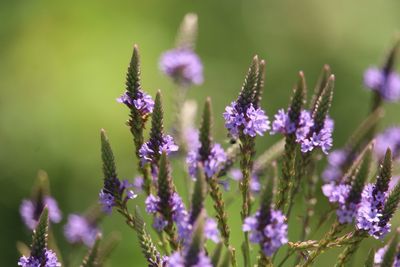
[1,0,400,266]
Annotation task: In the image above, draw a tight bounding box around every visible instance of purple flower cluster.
[145,192,188,233]
[159,49,203,86]
[322,149,349,183]
[356,184,390,239]
[99,179,137,214]
[375,127,400,161]
[300,116,334,154]
[167,251,212,267]
[145,193,219,243]
[364,67,400,102]
[271,109,312,139]
[271,109,334,154]
[322,183,358,224]
[20,197,62,230]
[186,143,227,178]
[64,214,100,247]
[117,90,154,116]
[18,249,61,267]
[139,135,179,165]
[224,102,270,138]
[243,209,288,256]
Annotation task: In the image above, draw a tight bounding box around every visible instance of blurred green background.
[1,0,400,266]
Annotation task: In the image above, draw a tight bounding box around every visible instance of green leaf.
[219,250,232,267]
[190,164,207,224]
[381,233,399,267]
[31,208,49,262]
[364,249,375,267]
[157,152,174,221]
[199,97,213,162]
[211,242,224,267]
[185,211,205,266]
[382,38,400,74]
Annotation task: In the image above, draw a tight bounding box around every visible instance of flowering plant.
[17,13,400,267]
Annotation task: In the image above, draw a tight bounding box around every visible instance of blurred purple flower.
[375,127,400,161]
[160,49,203,86]
[20,197,62,230]
[64,214,100,247]
[364,67,400,102]
[243,209,288,256]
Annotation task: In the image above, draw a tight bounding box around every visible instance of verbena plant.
[17,13,400,267]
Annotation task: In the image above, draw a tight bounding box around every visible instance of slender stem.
[239,135,255,267]
[298,221,345,266]
[208,177,237,267]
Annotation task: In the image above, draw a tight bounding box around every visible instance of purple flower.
[133,176,144,192]
[322,183,359,224]
[204,218,220,243]
[99,191,115,214]
[64,214,100,247]
[18,249,61,267]
[356,184,390,239]
[159,49,203,86]
[270,109,296,135]
[300,116,334,154]
[183,127,200,152]
[166,251,212,267]
[243,209,288,256]
[374,246,387,265]
[271,108,333,154]
[187,143,227,178]
[139,135,179,165]
[322,149,349,183]
[375,127,400,161]
[20,197,62,230]
[145,192,188,233]
[224,102,270,138]
[364,67,400,102]
[117,90,154,115]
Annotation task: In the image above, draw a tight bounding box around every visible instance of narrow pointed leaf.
[364,249,375,267]
[199,97,213,161]
[190,164,207,224]
[381,233,399,267]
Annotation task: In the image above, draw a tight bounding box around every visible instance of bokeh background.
[1,0,400,266]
